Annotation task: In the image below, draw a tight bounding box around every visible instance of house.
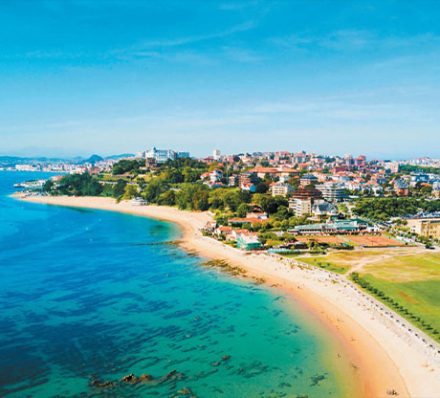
[299,174,318,187]
[278,167,298,177]
[245,211,268,220]
[131,197,148,206]
[406,214,440,239]
[236,231,262,250]
[228,217,265,226]
[248,167,279,179]
[228,175,238,187]
[394,179,409,196]
[312,201,338,218]
[201,169,223,184]
[240,182,257,192]
[410,173,430,187]
[239,173,257,191]
[214,226,234,240]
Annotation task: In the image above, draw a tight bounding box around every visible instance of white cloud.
[138,21,256,49]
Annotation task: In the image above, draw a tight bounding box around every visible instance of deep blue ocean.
[0,171,346,398]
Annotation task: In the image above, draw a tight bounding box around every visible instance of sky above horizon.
[1,0,439,160]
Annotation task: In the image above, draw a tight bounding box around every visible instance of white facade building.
[213,149,221,160]
[289,198,312,217]
[145,147,190,164]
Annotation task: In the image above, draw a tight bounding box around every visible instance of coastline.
[16,195,440,398]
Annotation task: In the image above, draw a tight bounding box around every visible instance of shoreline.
[16,195,440,398]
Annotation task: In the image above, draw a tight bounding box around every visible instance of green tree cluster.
[112,159,145,175]
[54,173,103,196]
[353,197,440,221]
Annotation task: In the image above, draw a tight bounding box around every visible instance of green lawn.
[295,250,440,341]
[355,275,440,341]
[353,252,440,341]
[294,250,390,274]
[363,253,440,282]
[297,256,350,274]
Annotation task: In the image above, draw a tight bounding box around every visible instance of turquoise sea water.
[0,171,346,398]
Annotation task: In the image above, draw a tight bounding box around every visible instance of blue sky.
[1,0,439,159]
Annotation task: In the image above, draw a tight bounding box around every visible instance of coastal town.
[13,147,440,397]
[14,146,440,253]
[4,1,440,397]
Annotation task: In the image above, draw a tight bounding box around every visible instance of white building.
[271,182,293,197]
[145,147,190,164]
[289,198,312,217]
[316,182,347,202]
[213,149,221,160]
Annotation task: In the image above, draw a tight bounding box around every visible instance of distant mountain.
[0,153,136,166]
[0,156,69,165]
[79,154,104,165]
[104,154,135,160]
[80,154,135,163]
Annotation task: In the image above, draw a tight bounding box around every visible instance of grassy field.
[362,253,440,282]
[296,256,351,274]
[294,249,440,341]
[295,250,391,274]
[353,252,440,341]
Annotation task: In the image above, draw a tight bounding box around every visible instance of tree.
[112,159,144,175]
[352,197,427,221]
[142,178,168,202]
[255,182,269,193]
[56,173,102,196]
[253,194,288,214]
[175,184,210,210]
[157,190,176,206]
[159,168,184,183]
[113,180,127,198]
[272,205,289,221]
[182,166,201,182]
[237,203,251,217]
[43,179,54,193]
[122,184,139,200]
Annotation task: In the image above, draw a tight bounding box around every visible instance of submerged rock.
[139,373,154,382]
[177,386,192,395]
[158,369,185,383]
[121,373,138,383]
[90,378,116,388]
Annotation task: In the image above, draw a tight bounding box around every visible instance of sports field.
[298,249,440,340]
[296,249,395,274]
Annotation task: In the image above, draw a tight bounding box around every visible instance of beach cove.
[14,193,440,397]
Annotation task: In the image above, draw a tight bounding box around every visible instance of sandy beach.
[17,195,440,398]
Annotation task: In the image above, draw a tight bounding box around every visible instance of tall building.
[270,182,293,197]
[433,182,440,198]
[316,183,347,202]
[288,186,322,217]
[289,198,312,217]
[213,149,221,160]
